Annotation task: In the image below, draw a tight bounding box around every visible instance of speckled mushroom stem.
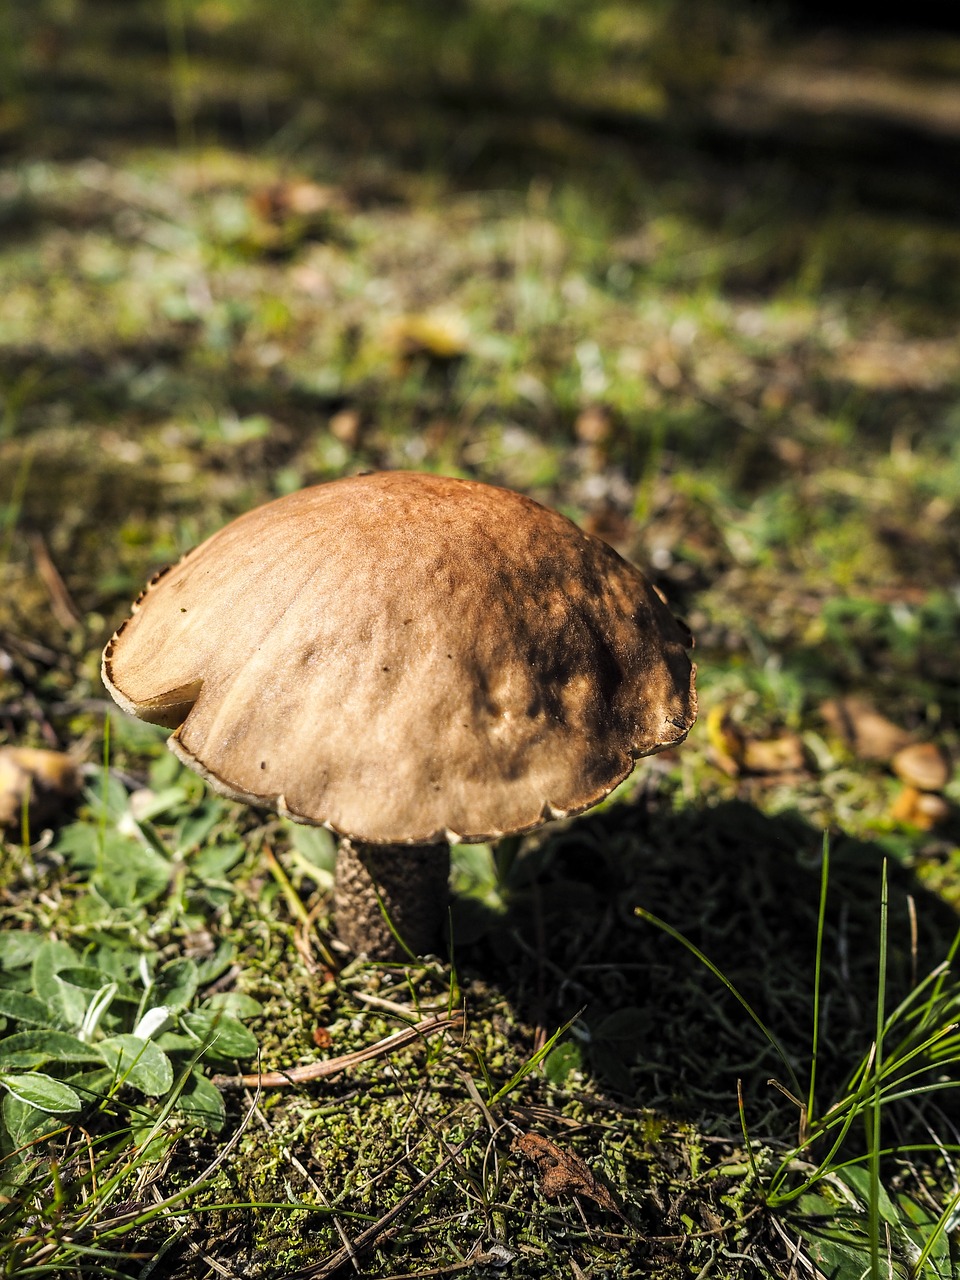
[333,839,451,959]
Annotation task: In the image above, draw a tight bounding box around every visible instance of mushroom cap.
[102,472,696,844]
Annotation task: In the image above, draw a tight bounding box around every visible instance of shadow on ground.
[457,797,960,1141]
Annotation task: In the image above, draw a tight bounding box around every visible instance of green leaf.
[128,785,190,822]
[898,1194,954,1280]
[54,822,100,867]
[57,965,120,993]
[82,773,130,821]
[194,940,234,986]
[544,1041,582,1085]
[0,1030,104,1069]
[108,711,168,753]
[837,1164,900,1227]
[191,841,245,880]
[2,1091,60,1148]
[0,932,44,970]
[175,800,226,854]
[64,1067,114,1100]
[181,1010,257,1061]
[0,1072,82,1114]
[96,1035,175,1095]
[0,989,56,1026]
[203,992,262,1019]
[58,824,171,905]
[591,1007,649,1048]
[149,749,183,790]
[31,940,79,1006]
[449,842,497,897]
[155,958,199,1012]
[96,841,172,908]
[154,1032,203,1053]
[288,823,336,874]
[176,1069,226,1132]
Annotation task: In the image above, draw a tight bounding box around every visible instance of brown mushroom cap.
[102,472,696,844]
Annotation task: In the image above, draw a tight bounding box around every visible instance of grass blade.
[636,905,802,1097]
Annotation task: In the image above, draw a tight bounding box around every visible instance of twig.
[28,532,83,628]
[349,989,443,1018]
[213,1012,463,1089]
[373,1251,507,1280]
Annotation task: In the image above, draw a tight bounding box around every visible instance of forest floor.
[2,3,960,1276]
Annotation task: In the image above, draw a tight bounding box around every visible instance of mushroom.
[102,471,697,958]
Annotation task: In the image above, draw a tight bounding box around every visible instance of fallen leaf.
[0,747,78,834]
[705,704,743,776]
[706,706,806,776]
[512,1132,623,1216]
[385,312,470,365]
[741,734,806,774]
[251,179,347,223]
[890,786,951,831]
[246,180,348,254]
[819,697,912,762]
[892,742,950,792]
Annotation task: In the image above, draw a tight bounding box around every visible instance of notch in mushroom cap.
[102,471,696,957]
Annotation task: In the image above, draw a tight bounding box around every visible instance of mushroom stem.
[333,839,450,959]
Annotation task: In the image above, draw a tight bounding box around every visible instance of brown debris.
[705,706,806,778]
[512,1132,623,1217]
[892,742,951,792]
[0,746,79,834]
[214,1011,462,1089]
[328,408,363,450]
[385,313,470,366]
[890,786,951,831]
[819,697,912,762]
[28,533,83,630]
[574,405,613,447]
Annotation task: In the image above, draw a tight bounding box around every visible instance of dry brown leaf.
[892,742,951,792]
[819,697,912,762]
[890,786,951,831]
[741,734,806,774]
[0,746,78,833]
[251,179,347,224]
[512,1132,623,1217]
[705,706,805,777]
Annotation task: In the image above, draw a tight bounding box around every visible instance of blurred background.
[2,0,960,834]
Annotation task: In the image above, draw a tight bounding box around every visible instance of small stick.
[213,1012,462,1089]
[28,532,83,629]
